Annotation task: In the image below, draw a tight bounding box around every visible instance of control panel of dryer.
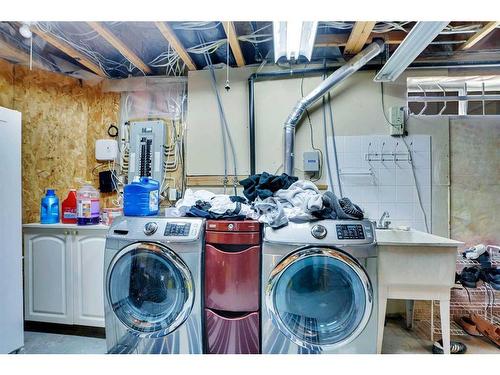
[336,224,365,240]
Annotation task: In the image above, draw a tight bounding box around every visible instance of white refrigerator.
[0,106,24,353]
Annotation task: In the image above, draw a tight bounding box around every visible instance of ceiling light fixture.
[273,21,318,63]
[374,21,449,82]
[19,23,32,39]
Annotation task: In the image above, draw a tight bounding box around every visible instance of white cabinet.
[23,225,108,327]
[73,233,106,327]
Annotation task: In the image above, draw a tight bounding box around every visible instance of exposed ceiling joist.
[344,21,376,54]
[316,32,404,48]
[0,38,46,69]
[154,22,196,71]
[87,22,152,74]
[31,27,107,77]
[222,22,245,67]
[459,21,500,50]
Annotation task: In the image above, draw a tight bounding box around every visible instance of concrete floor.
[18,319,498,354]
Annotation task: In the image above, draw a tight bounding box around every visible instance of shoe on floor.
[432,339,467,354]
[470,314,500,348]
[454,316,482,337]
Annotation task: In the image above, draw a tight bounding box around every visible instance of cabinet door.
[24,232,73,324]
[72,231,106,327]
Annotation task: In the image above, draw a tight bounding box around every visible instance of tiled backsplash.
[327,135,432,232]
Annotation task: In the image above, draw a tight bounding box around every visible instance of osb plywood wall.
[0,59,120,223]
[0,59,14,108]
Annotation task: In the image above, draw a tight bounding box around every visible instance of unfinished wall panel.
[86,85,121,209]
[0,59,14,108]
[13,65,90,223]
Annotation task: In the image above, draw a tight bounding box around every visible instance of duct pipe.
[283,40,384,176]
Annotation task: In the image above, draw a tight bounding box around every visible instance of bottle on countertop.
[61,189,77,224]
[77,183,100,225]
[40,189,59,224]
[123,177,160,216]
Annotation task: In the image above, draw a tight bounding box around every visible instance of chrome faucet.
[377,211,391,229]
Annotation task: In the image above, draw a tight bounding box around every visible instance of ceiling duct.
[283,40,384,176]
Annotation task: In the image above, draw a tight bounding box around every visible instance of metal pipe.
[283,40,384,175]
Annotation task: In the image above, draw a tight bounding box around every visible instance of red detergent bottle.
[61,189,77,224]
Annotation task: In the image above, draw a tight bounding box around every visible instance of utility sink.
[375,228,463,247]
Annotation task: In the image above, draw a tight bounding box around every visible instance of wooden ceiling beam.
[315,31,407,48]
[154,22,196,71]
[459,21,500,50]
[0,38,47,69]
[222,21,245,67]
[30,26,107,77]
[87,22,151,74]
[344,21,376,54]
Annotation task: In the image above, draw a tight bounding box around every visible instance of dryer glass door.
[267,247,372,350]
[107,242,194,336]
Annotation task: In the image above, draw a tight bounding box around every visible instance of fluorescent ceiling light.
[273,21,318,62]
[374,21,449,82]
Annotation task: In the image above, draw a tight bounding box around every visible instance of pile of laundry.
[172,172,364,228]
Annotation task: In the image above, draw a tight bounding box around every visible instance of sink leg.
[405,300,415,329]
[439,299,451,354]
[377,288,387,354]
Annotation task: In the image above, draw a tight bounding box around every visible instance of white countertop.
[376,228,464,247]
[23,223,110,230]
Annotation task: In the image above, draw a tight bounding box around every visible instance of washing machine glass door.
[107,242,194,336]
[267,246,372,350]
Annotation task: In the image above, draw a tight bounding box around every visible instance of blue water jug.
[40,189,60,224]
[123,177,160,216]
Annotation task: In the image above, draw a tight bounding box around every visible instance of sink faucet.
[378,211,391,229]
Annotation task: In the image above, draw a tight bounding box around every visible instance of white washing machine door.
[266,246,372,351]
[106,242,194,338]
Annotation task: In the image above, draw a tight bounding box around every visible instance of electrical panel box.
[95,139,118,161]
[128,120,166,183]
[389,106,405,136]
[303,151,320,172]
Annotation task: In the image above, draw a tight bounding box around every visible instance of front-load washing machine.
[261,219,377,354]
[104,216,204,354]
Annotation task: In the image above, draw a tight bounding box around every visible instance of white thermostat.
[95,139,118,161]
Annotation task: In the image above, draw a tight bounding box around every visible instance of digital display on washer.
[336,224,365,240]
[164,222,191,236]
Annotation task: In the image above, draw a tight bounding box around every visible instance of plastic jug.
[123,177,160,216]
[62,189,77,224]
[40,189,59,224]
[77,184,100,225]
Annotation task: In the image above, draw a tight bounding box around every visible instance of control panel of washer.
[336,224,365,240]
[164,222,193,237]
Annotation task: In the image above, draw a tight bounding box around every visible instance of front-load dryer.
[261,219,377,354]
[104,216,204,354]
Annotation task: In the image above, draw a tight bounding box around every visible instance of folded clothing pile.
[174,189,257,221]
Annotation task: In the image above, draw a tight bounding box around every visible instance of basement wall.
[187,65,500,318]
[0,59,120,223]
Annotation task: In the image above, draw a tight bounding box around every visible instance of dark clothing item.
[313,191,364,220]
[185,200,247,221]
[240,172,298,202]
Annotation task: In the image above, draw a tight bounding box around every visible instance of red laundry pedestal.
[204,220,261,354]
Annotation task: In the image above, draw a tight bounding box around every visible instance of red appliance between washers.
[204,219,261,354]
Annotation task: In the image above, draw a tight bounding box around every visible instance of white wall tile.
[328,135,431,231]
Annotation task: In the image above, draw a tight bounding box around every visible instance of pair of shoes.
[462,244,487,260]
[432,339,467,354]
[454,316,482,337]
[459,267,481,288]
[480,267,500,290]
[471,314,500,348]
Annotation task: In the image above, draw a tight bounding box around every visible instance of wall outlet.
[389,106,405,136]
